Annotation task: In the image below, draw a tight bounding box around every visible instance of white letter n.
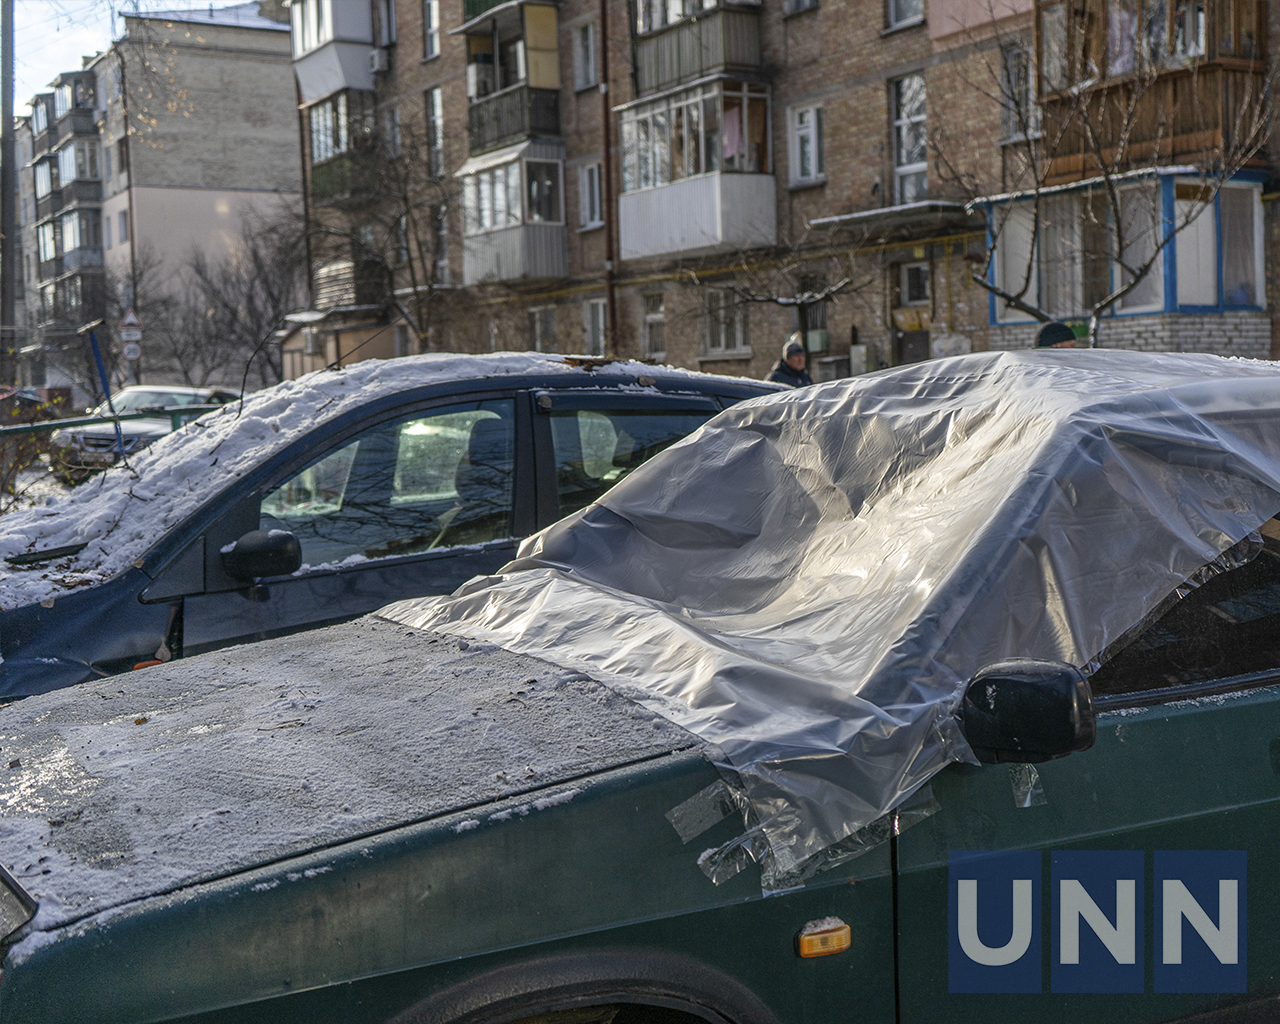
[958,878,1033,966]
[1163,879,1238,965]
[1059,879,1136,964]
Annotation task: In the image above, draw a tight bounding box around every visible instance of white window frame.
[37,222,57,263]
[431,203,449,284]
[424,0,441,58]
[578,162,604,230]
[291,0,334,58]
[34,160,52,199]
[892,74,927,204]
[642,293,666,360]
[426,87,443,176]
[574,22,599,91]
[463,162,522,235]
[119,208,130,243]
[526,160,565,225]
[1218,180,1264,309]
[529,305,557,351]
[582,298,607,355]
[704,287,749,354]
[900,261,930,305]
[1000,44,1041,143]
[788,103,824,185]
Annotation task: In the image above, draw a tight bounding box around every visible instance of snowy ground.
[3,461,73,515]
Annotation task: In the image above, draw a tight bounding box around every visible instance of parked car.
[0,350,1278,1024]
[0,354,778,698]
[48,384,241,482]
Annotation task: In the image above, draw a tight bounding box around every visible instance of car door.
[176,391,534,654]
[530,389,723,528]
[895,519,1280,1023]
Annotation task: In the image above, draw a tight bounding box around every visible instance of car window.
[549,407,713,517]
[104,390,201,414]
[258,400,515,569]
[1089,516,1280,698]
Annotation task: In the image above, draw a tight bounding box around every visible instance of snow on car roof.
[0,353,735,612]
[381,349,1280,888]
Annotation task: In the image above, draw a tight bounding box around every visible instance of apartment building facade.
[282,0,1277,383]
[19,1,303,402]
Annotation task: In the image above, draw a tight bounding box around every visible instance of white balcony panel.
[463,223,568,285]
[618,172,776,261]
[294,41,374,105]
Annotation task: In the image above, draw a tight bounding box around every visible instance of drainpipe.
[295,73,314,310]
[599,0,618,354]
[116,40,140,384]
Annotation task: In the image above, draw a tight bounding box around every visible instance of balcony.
[633,8,761,97]
[293,41,375,105]
[311,152,380,204]
[468,84,559,155]
[58,180,102,206]
[35,193,63,221]
[63,248,104,271]
[462,222,567,285]
[55,108,97,136]
[38,257,63,282]
[618,171,776,260]
[32,126,56,157]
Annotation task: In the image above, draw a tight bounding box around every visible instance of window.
[31,100,48,136]
[642,294,665,360]
[382,103,402,158]
[53,84,72,119]
[583,298,607,355]
[574,23,599,90]
[310,93,348,163]
[789,104,824,184]
[526,162,562,223]
[1173,0,1206,57]
[1176,184,1216,306]
[119,209,129,243]
[705,287,748,353]
[290,0,333,57]
[57,141,99,183]
[104,145,112,181]
[1088,520,1280,698]
[424,0,441,58]
[260,400,516,566]
[579,162,604,229]
[425,88,443,176]
[379,0,397,44]
[549,406,716,518]
[1000,45,1040,141]
[430,203,449,283]
[1221,186,1259,306]
[888,0,923,27]
[529,306,557,352]
[620,81,767,192]
[37,222,57,263]
[464,162,521,233]
[892,74,927,203]
[900,263,929,304]
[1117,187,1161,309]
[104,216,112,249]
[34,161,52,199]
[395,324,411,358]
[61,211,80,251]
[797,276,828,347]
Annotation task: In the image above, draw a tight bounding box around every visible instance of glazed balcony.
[310,151,380,204]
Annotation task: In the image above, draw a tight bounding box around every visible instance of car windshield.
[97,390,206,415]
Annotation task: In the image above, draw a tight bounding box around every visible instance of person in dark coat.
[768,336,814,388]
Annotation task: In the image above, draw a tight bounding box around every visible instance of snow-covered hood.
[0,353,737,611]
[0,618,696,939]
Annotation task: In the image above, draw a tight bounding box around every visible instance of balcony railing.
[1039,62,1268,184]
[463,0,514,23]
[468,84,559,154]
[311,152,380,204]
[35,193,63,221]
[58,180,102,205]
[55,108,97,136]
[633,8,761,96]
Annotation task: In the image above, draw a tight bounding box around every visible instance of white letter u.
[958,878,1034,966]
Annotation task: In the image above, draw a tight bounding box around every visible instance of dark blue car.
[0,354,778,698]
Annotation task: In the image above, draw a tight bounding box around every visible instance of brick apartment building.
[18,1,303,404]
[281,0,1277,383]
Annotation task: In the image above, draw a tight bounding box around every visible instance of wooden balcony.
[633,7,761,97]
[468,84,559,155]
[1039,61,1269,184]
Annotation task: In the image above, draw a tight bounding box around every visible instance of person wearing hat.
[769,334,814,387]
[1036,321,1077,348]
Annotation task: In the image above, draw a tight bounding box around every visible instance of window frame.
[574,22,599,91]
[578,162,604,230]
[582,298,607,356]
[892,73,927,204]
[424,0,441,58]
[788,103,824,186]
[642,293,666,361]
[887,0,924,29]
[425,87,444,176]
[704,286,749,355]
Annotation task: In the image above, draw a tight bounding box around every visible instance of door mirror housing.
[959,659,1096,764]
[221,529,302,581]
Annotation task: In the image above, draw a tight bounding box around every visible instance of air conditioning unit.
[370,48,390,74]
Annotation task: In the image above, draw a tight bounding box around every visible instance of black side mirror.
[959,659,1096,764]
[221,529,302,581]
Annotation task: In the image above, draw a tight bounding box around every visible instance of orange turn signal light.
[132,660,164,671]
[796,917,852,958]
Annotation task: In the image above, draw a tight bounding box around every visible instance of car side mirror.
[221,529,302,581]
[959,659,1096,764]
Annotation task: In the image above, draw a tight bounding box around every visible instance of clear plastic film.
[380,351,1280,882]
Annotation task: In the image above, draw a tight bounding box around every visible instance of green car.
[1,350,1278,1024]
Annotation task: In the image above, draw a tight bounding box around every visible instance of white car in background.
[49,385,240,482]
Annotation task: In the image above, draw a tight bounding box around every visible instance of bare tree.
[933,0,1273,346]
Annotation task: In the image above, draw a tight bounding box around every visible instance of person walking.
[768,336,814,388]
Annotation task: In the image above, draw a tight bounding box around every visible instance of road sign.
[120,308,142,329]
[122,342,142,361]
[120,328,143,343]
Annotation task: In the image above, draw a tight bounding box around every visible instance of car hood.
[382,349,1280,886]
[0,618,697,937]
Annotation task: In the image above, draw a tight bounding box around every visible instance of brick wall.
[990,312,1272,358]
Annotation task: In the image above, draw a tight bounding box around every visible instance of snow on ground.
[0,353,730,612]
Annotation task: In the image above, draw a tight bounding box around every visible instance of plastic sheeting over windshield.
[380,351,1280,884]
